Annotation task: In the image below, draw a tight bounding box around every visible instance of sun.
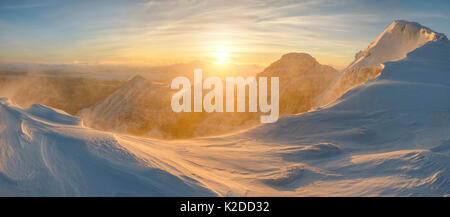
[212,44,231,64]
[215,52,229,64]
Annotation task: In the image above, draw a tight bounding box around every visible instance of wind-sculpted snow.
[0,98,215,196]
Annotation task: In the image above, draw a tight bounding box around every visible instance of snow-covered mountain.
[78,76,177,138]
[78,75,220,139]
[258,52,338,114]
[79,53,338,138]
[1,21,449,196]
[319,20,448,105]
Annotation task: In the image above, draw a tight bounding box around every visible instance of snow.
[0,98,214,196]
[349,20,447,69]
[319,20,448,106]
[1,21,450,196]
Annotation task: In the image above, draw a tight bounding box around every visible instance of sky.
[1,0,449,68]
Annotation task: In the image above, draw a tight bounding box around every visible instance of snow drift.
[0,98,214,196]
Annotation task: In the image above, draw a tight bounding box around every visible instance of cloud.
[0,3,46,9]
[0,0,449,67]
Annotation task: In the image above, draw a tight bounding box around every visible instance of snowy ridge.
[349,20,447,69]
[319,20,448,105]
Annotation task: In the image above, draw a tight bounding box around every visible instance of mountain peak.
[259,52,338,77]
[319,20,448,106]
[348,20,447,70]
[260,53,323,75]
[129,75,147,83]
[279,52,318,65]
[384,20,447,42]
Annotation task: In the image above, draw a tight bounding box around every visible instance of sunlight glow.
[215,52,229,64]
[212,44,231,65]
